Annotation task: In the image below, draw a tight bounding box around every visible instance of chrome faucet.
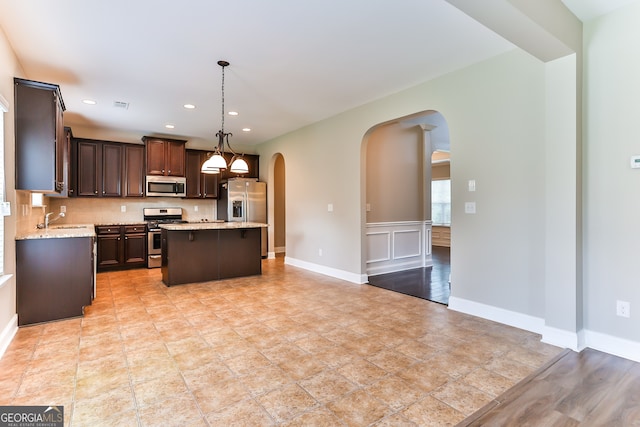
[38,211,65,229]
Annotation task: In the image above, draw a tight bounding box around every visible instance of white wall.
[583,2,640,343]
[0,26,24,353]
[366,122,423,223]
[257,48,548,317]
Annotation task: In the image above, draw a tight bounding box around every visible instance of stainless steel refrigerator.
[218,177,267,257]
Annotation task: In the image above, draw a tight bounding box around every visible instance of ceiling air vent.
[113,101,129,110]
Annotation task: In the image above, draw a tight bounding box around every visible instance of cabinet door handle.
[94,190,98,194]
[168,170,171,174]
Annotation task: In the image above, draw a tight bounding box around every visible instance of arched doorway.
[268,153,286,259]
[363,110,451,304]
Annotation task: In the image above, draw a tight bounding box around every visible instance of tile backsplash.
[16,191,217,233]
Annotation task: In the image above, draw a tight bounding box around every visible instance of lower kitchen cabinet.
[96,224,146,271]
[16,237,94,326]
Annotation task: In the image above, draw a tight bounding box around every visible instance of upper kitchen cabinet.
[14,78,66,193]
[76,139,122,197]
[74,138,145,198]
[185,149,218,199]
[123,144,145,197]
[143,136,186,177]
[218,152,260,181]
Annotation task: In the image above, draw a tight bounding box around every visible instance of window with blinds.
[431,178,451,226]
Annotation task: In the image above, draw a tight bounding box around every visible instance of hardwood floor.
[367,246,451,305]
[460,347,640,426]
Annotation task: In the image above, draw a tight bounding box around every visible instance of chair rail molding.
[366,220,432,276]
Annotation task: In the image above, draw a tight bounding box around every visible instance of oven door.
[147,229,162,268]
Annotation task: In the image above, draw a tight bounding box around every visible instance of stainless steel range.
[143,207,186,268]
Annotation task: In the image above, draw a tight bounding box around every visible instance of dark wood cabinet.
[75,140,122,197]
[218,152,260,181]
[102,143,123,197]
[76,140,100,196]
[124,145,145,197]
[16,237,94,326]
[185,149,218,199]
[14,78,66,193]
[161,227,261,286]
[96,224,146,271]
[74,139,144,198]
[143,136,186,177]
[59,127,73,197]
[96,226,121,268]
[123,225,146,264]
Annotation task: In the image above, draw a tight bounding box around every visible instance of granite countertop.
[16,224,96,240]
[160,222,268,231]
[94,221,146,226]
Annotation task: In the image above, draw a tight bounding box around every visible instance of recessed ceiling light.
[242,128,251,132]
[165,124,175,129]
[82,99,96,105]
[228,111,238,116]
[184,104,196,109]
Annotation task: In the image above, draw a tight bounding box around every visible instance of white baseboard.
[267,251,276,259]
[584,330,640,363]
[541,325,585,351]
[449,296,640,363]
[0,314,18,359]
[284,256,367,284]
[448,296,545,334]
[366,259,425,276]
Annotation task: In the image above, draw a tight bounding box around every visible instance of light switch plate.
[468,179,476,192]
[1,202,10,216]
[327,203,334,212]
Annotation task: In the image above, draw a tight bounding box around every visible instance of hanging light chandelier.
[201,60,249,175]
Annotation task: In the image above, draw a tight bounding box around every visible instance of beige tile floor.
[0,257,563,426]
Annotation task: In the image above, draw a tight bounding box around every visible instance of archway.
[267,153,286,259]
[363,110,451,303]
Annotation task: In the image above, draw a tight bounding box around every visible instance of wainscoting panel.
[393,230,421,259]
[366,231,391,263]
[366,221,432,276]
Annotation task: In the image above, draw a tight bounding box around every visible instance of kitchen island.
[160,222,268,286]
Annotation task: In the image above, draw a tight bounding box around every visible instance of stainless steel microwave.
[146,176,186,197]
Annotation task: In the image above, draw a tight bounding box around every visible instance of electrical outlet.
[60,205,66,213]
[194,205,199,212]
[319,248,323,256]
[120,205,126,213]
[465,202,476,214]
[616,300,630,318]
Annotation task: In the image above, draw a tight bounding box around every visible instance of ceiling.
[0,1,623,148]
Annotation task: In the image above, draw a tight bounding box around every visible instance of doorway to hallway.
[367,246,450,305]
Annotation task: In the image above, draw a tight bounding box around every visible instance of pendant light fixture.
[201,60,249,175]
